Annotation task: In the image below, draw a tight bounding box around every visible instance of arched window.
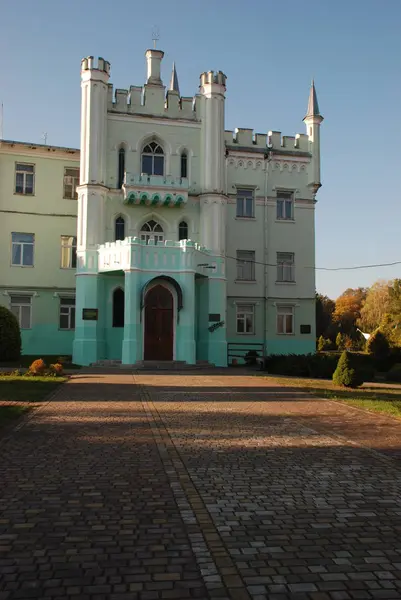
[141,142,164,176]
[140,220,164,245]
[180,152,188,179]
[115,216,125,241]
[118,147,125,188]
[112,288,124,327]
[178,221,188,241]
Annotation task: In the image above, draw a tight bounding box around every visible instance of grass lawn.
[0,375,67,428]
[265,375,401,418]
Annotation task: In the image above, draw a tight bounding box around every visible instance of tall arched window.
[178,221,188,241]
[115,216,125,241]
[141,142,164,176]
[118,147,125,188]
[140,220,164,245]
[112,288,124,327]
[180,152,188,179]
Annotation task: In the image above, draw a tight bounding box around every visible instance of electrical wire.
[224,255,401,272]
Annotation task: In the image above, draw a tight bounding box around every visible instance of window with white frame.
[277,305,294,334]
[61,236,77,269]
[236,250,255,281]
[59,297,75,330]
[141,142,164,176]
[10,295,32,329]
[63,167,80,199]
[236,304,255,334]
[236,188,254,218]
[11,233,34,266]
[140,220,164,245]
[276,191,294,220]
[276,252,295,282]
[15,163,35,195]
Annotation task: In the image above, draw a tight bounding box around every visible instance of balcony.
[97,237,224,277]
[122,173,189,207]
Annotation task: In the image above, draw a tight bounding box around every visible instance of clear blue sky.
[1,0,400,300]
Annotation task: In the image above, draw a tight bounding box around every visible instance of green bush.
[386,364,401,382]
[0,306,21,362]
[333,351,365,388]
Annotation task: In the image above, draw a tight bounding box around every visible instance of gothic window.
[140,220,164,245]
[115,216,125,241]
[141,142,164,176]
[180,152,188,178]
[118,147,125,188]
[178,221,188,241]
[112,288,124,327]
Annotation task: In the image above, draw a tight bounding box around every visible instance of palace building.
[0,47,323,366]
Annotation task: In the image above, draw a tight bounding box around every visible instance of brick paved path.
[2,373,401,600]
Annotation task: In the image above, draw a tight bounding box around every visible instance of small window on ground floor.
[59,297,75,330]
[277,305,294,334]
[236,304,255,334]
[10,295,32,329]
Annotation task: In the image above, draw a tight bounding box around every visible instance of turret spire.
[304,79,322,120]
[169,62,180,96]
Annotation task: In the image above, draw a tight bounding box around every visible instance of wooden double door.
[144,285,174,361]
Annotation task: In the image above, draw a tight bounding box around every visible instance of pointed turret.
[303,80,323,195]
[304,80,323,121]
[169,62,180,96]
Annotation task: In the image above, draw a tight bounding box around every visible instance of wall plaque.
[300,324,311,334]
[83,308,98,321]
[208,313,221,322]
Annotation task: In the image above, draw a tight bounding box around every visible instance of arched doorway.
[144,285,174,360]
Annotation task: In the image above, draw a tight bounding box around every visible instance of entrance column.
[122,270,140,364]
[176,273,196,364]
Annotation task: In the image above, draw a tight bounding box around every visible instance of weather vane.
[152,26,160,49]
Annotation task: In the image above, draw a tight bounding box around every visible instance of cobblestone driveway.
[1,372,401,600]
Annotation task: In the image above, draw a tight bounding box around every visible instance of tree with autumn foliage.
[333,287,367,335]
[358,280,390,333]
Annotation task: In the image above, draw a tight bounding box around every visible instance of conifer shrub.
[336,332,345,351]
[366,329,390,361]
[332,351,365,388]
[0,306,21,362]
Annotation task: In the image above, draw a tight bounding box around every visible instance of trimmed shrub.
[333,351,365,388]
[386,364,401,383]
[0,306,21,362]
[28,359,46,376]
[264,353,340,379]
[49,363,64,377]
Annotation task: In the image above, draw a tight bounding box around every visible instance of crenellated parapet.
[224,128,310,154]
[81,56,111,76]
[106,83,198,120]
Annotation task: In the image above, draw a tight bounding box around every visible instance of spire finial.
[169,62,180,96]
[304,79,322,120]
[152,26,160,49]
